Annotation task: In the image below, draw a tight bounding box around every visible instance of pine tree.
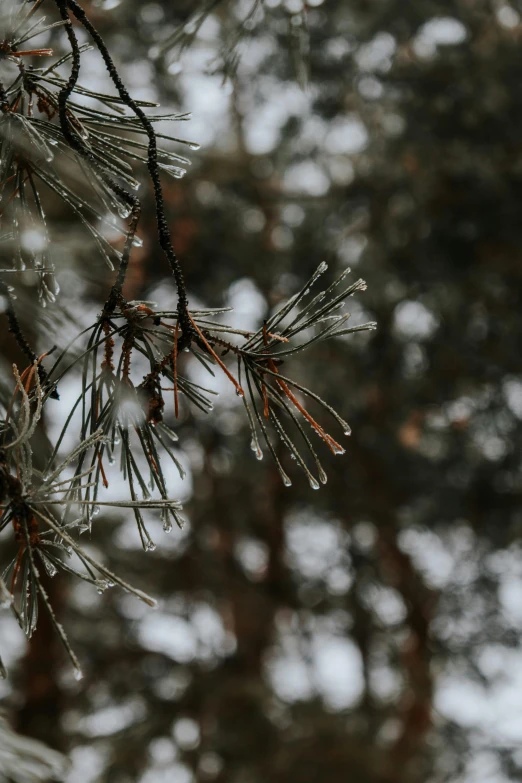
[3,2,520,782]
[0,0,372,681]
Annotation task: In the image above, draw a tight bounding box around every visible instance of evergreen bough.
[0,0,374,678]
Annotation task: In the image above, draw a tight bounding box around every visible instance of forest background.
[1,1,522,782]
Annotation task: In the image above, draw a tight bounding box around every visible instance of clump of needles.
[0,0,375,678]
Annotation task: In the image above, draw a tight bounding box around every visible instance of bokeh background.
[2,0,522,781]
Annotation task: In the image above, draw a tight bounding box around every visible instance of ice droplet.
[235,388,244,397]
[282,475,292,487]
[162,165,186,179]
[117,205,131,219]
[250,438,263,460]
[188,142,200,151]
[145,540,157,552]
[132,235,143,247]
[317,261,328,274]
[163,520,173,533]
[92,504,101,517]
[41,554,58,577]
[319,468,328,485]
[108,455,115,465]
[73,667,84,681]
[95,579,110,593]
[344,428,352,436]
[308,476,320,490]
[160,425,179,442]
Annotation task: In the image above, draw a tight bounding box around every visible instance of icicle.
[161,164,187,179]
[159,424,179,442]
[38,551,58,578]
[95,578,110,593]
[163,518,173,533]
[117,203,131,219]
[250,438,263,460]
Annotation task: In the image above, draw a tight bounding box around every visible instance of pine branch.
[0,0,375,674]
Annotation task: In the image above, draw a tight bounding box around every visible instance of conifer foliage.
[0,0,373,677]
